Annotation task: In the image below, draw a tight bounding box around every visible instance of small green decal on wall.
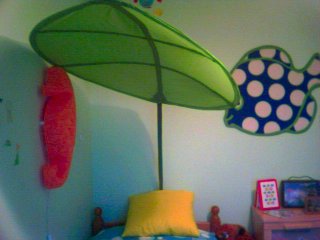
[224,46,320,136]
[14,144,20,166]
[4,139,12,147]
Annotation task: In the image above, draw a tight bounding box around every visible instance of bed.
[90,205,222,240]
[88,190,253,240]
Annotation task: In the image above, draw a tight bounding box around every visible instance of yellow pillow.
[122,190,199,237]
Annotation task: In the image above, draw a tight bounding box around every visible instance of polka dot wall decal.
[232,69,247,86]
[247,80,263,97]
[307,59,320,76]
[288,71,304,86]
[276,104,293,121]
[264,121,280,134]
[225,45,320,136]
[255,101,272,118]
[242,117,259,132]
[268,63,284,80]
[306,101,315,117]
[248,60,265,76]
[269,83,285,100]
[260,49,276,58]
[290,90,305,107]
[294,117,309,131]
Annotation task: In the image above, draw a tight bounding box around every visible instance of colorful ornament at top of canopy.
[133,0,163,16]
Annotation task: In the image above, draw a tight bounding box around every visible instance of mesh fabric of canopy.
[30,0,240,189]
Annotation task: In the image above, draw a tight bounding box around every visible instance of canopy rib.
[62,62,233,109]
[34,30,217,64]
[60,61,232,108]
[123,1,213,59]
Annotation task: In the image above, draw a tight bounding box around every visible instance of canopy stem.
[157,102,163,190]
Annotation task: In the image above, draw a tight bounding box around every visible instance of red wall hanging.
[41,66,76,189]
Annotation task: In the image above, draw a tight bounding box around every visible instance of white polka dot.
[264,121,280,134]
[294,117,310,131]
[280,51,290,64]
[260,49,276,58]
[307,59,320,76]
[276,104,293,121]
[255,101,272,118]
[290,90,305,106]
[307,78,320,90]
[232,69,247,86]
[269,83,285,100]
[288,71,304,86]
[247,80,264,97]
[307,101,315,117]
[268,63,284,80]
[248,60,265,76]
[242,117,259,132]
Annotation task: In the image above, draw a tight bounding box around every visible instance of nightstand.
[252,207,320,240]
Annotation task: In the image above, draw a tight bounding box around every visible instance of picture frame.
[304,196,320,214]
[281,180,320,208]
[255,178,280,210]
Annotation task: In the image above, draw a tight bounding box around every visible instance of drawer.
[272,228,320,240]
[264,221,320,230]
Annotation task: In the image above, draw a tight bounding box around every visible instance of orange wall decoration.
[41,67,76,189]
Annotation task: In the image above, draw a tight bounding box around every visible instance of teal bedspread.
[89,226,217,240]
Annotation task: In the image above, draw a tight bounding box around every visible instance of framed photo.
[304,196,320,214]
[255,178,280,210]
[281,180,320,208]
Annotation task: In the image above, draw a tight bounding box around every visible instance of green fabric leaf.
[30,0,239,110]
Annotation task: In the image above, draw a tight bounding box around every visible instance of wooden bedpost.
[210,205,222,233]
[92,207,104,236]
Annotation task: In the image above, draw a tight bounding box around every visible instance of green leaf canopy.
[29,0,239,110]
[30,0,240,189]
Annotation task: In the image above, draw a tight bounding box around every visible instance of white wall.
[0,36,49,240]
[92,0,320,230]
[0,1,93,239]
[161,0,320,228]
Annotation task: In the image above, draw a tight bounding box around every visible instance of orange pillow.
[122,190,199,237]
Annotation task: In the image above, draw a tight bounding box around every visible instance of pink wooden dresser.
[252,207,320,240]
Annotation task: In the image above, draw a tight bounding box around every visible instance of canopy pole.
[157,102,163,190]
